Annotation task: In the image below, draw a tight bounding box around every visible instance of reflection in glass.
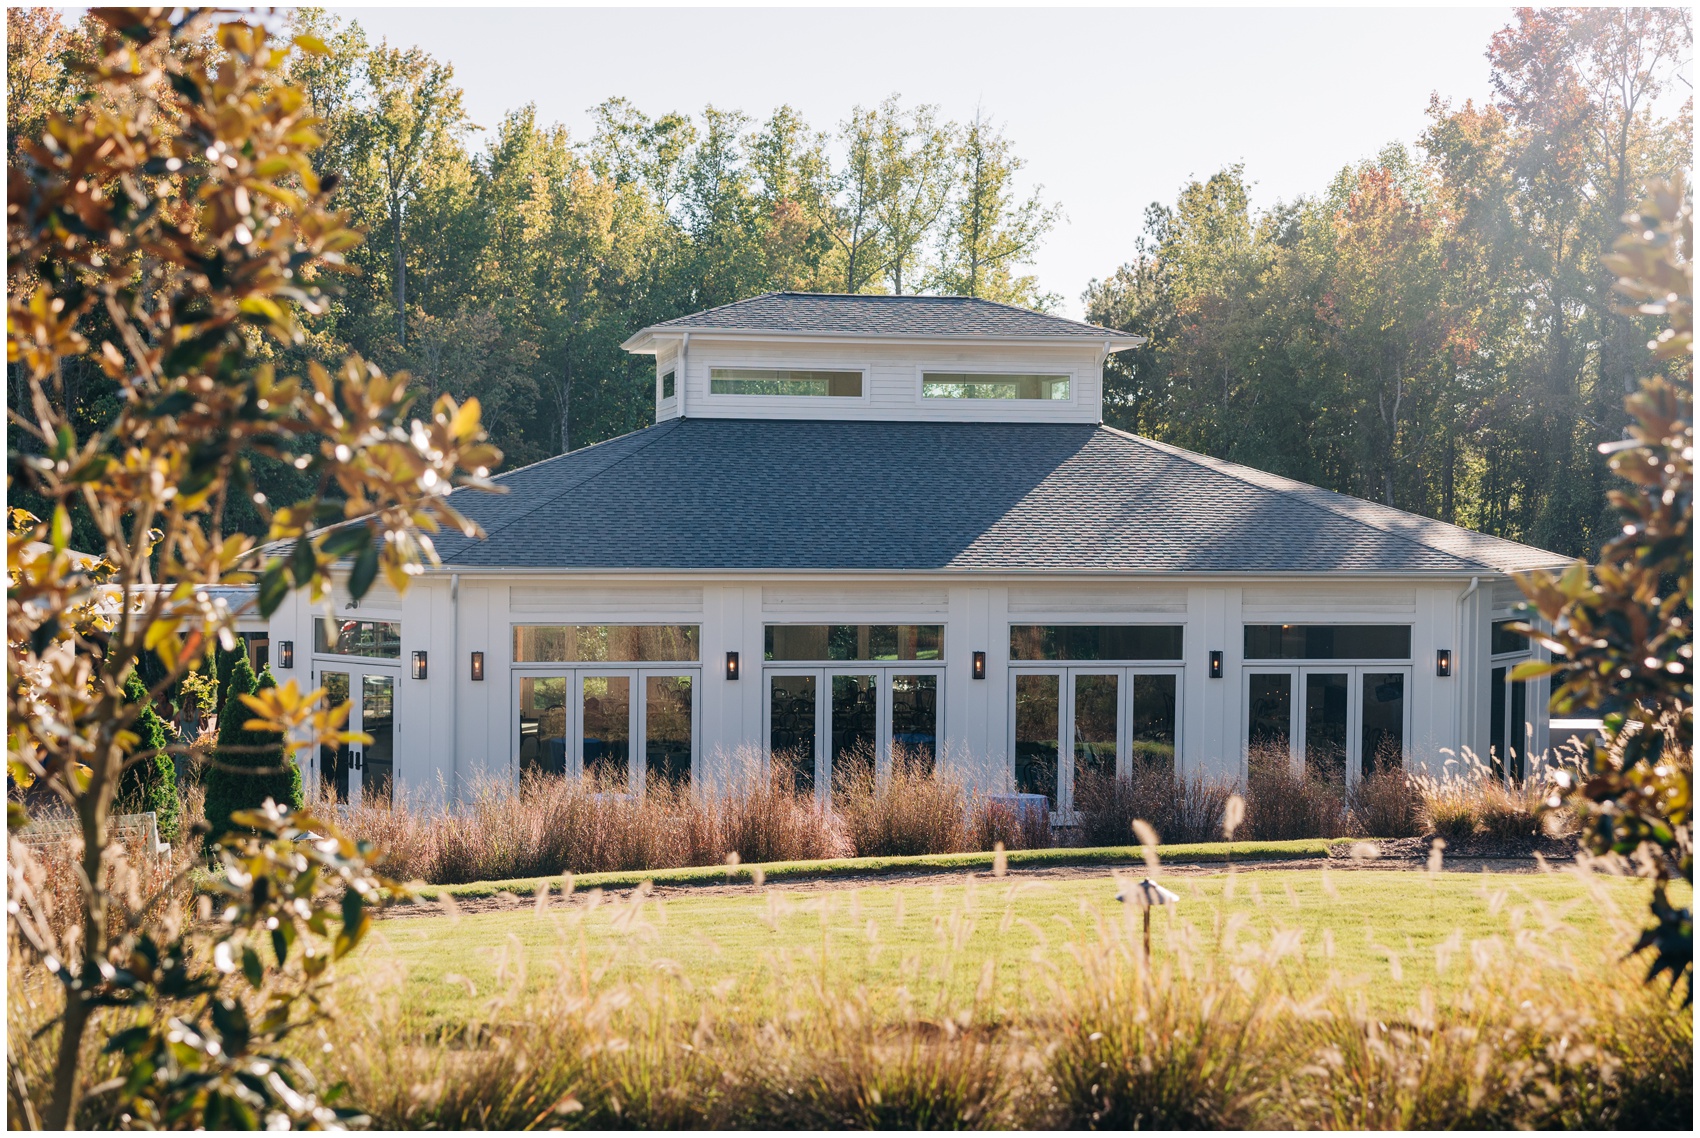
[1073,674,1118,782]
[1490,665,1507,778]
[581,676,631,788]
[831,674,877,794]
[1491,619,1528,656]
[513,625,699,663]
[764,625,942,662]
[361,674,395,805]
[1243,624,1412,660]
[769,674,817,794]
[1304,672,1349,780]
[1509,676,1527,781]
[519,677,568,778]
[320,672,351,802]
[710,368,862,397]
[890,674,938,775]
[1015,674,1060,806]
[1132,673,1178,768]
[1248,673,1292,756]
[921,373,1070,400]
[314,619,401,659]
[645,675,692,787]
[1361,672,1405,775]
[1010,625,1183,661]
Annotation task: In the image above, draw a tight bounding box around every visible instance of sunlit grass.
[351,866,1679,1030]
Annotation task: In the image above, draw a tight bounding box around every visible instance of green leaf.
[319,525,370,559]
[289,535,318,588]
[7,801,29,832]
[257,560,289,617]
[347,537,379,600]
[49,504,71,554]
[241,945,264,989]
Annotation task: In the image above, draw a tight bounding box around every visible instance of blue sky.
[336,5,1516,315]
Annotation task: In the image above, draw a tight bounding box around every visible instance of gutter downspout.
[1457,575,1479,762]
[450,572,460,805]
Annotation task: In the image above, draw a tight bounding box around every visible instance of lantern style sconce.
[725,651,741,680]
[410,651,428,680]
[278,641,294,670]
[470,651,485,681]
[1209,650,1224,679]
[1436,649,1453,677]
[971,651,987,680]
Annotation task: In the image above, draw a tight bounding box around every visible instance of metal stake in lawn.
[1118,878,1180,958]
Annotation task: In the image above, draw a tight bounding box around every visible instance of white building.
[266,293,1568,813]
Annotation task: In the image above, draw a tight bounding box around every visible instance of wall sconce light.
[1209,650,1224,679]
[1436,649,1453,677]
[278,641,294,669]
[971,651,987,680]
[470,651,485,681]
[410,651,428,680]
[725,651,740,680]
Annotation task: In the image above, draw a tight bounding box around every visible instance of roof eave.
[620,327,1145,354]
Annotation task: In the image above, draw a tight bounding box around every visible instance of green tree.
[934,111,1060,308]
[204,659,303,845]
[6,12,498,1124]
[1516,178,1692,1003]
[871,95,956,295]
[119,672,180,844]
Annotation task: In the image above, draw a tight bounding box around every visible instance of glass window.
[1243,624,1411,660]
[320,671,351,802]
[1361,673,1405,775]
[661,370,676,400]
[1009,625,1183,661]
[513,625,699,663]
[239,632,270,672]
[645,675,691,787]
[361,674,395,805]
[1303,672,1349,780]
[1132,674,1177,768]
[1014,674,1060,806]
[582,675,631,787]
[710,368,863,397]
[519,677,568,779]
[1491,619,1528,656]
[314,619,401,659]
[1248,673,1292,756]
[1073,674,1118,783]
[890,675,938,774]
[769,674,817,794]
[921,373,1070,400]
[830,674,877,794]
[764,625,943,662]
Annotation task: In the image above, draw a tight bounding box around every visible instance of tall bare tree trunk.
[392,201,407,347]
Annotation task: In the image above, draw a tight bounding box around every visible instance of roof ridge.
[445,419,686,559]
[1097,424,1521,573]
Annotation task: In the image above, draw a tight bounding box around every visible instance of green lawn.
[350,866,1672,1030]
[406,838,1338,899]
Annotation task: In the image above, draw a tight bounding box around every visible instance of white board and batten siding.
[270,574,1511,802]
[663,337,1107,424]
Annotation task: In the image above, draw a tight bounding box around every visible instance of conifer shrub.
[202,657,303,844]
[118,672,180,843]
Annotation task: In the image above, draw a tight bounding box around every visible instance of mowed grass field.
[348,866,1678,1029]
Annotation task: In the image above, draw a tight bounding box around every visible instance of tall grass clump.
[1408,751,1576,844]
[1072,765,1234,846]
[1346,765,1424,838]
[1242,745,1349,839]
[834,745,973,857]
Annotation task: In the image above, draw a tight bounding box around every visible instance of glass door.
[1012,667,1183,817]
[766,668,943,804]
[1244,667,1408,782]
[516,668,697,793]
[316,667,397,806]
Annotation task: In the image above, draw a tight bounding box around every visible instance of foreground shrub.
[1073,765,1234,846]
[835,747,972,857]
[1347,765,1423,838]
[1243,747,1348,839]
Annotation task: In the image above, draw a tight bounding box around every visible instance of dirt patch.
[377,845,1577,921]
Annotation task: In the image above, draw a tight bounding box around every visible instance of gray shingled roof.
[628,292,1138,341]
[429,419,1568,575]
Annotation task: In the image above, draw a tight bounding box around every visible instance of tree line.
[6,7,1691,556]
[1086,8,1690,556]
